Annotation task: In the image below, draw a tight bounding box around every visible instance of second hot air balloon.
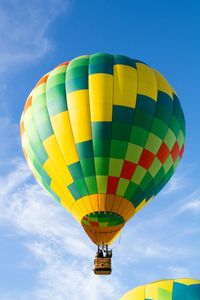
[119,278,200,300]
[20,53,185,274]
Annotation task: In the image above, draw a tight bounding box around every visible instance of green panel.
[154,167,165,186]
[145,133,162,154]
[24,121,48,165]
[169,115,180,138]
[173,156,180,169]
[82,211,124,228]
[125,143,143,163]
[130,126,149,147]
[92,122,112,139]
[94,157,109,175]
[47,72,66,89]
[163,155,173,174]
[32,94,53,141]
[66,57,89,93]
[93,139,111,157]
[133,110,153,130]
[164,128,176,151]
[80,159,96,177]
[85,176,98,194]
[139,172,153,190]
[112,122,131,141]
[67,56,89,70]
[68,182,81,200]
[177,130,185,148]
[158,287,172,300]
[89,53,113,75]
[136,95,156,115]
[68,162,84,180]
[77,140,93,159]
[113,54,137,68]
[150,117,168,140]
[148,157,162,177]
[124,181,138,200]
[112,105,134,124]
[131,166,147,184]
[76,178,89,197]
[96,176,108,193]
[116,178,129,196]
[46,83,68,116]
[110,140,128,159]
[109,158,123,176]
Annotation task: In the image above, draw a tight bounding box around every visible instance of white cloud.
[180,199,200,212]
[0,0,68,71]
[0,158,124,300]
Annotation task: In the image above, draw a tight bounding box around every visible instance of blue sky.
[0,0,200,299]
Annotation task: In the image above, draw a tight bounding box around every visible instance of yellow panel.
[176,278,200,285]
[81,195,94,212]
[122,201,135,221]
[71,200,88,221]
[136,63,157,101]
[90,194,99,211]
[67,90,92,143]
[113,64,137,108]
[51,111,79,165]
[70,201,84,222]
[50,180,74,210]
[146,280,173,299]
[120,286,145,300]
[89,73,113,121]
[43,135,73,185]
[43,159,75,210]
[153,69,173,99]
[98,194,107,211]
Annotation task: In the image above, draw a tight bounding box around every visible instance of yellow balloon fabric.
[20,53,185,246]
[119,279,200,300]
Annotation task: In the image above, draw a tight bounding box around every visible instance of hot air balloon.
[119,278,200,300]
[20,53,185,275]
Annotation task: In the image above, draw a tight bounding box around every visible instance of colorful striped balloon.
[119,279,200,300]
[20,53,185,246]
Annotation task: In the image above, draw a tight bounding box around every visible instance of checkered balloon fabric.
[119,279,200,300]
[20,53,185,245]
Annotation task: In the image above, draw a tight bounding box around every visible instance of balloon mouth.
[81,211,125,245]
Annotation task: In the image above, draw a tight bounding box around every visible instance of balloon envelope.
[20,53,185,245]
[119,279,200,300]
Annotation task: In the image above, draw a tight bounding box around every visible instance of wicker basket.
[93,257,112,275]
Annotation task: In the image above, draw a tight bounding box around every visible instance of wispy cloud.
[0,0,68,71]
[0,158,124,300]
[161,172,186,195]
[180,198,200,213]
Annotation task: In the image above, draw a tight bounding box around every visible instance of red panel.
[90,221,99,227]
[107,176,119,194]
[179,145,185,159]
[121,160,137,180]
[58,61,70,66]
[171,142,180,161]
[157,143,170,164]
[138,149,155,169]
